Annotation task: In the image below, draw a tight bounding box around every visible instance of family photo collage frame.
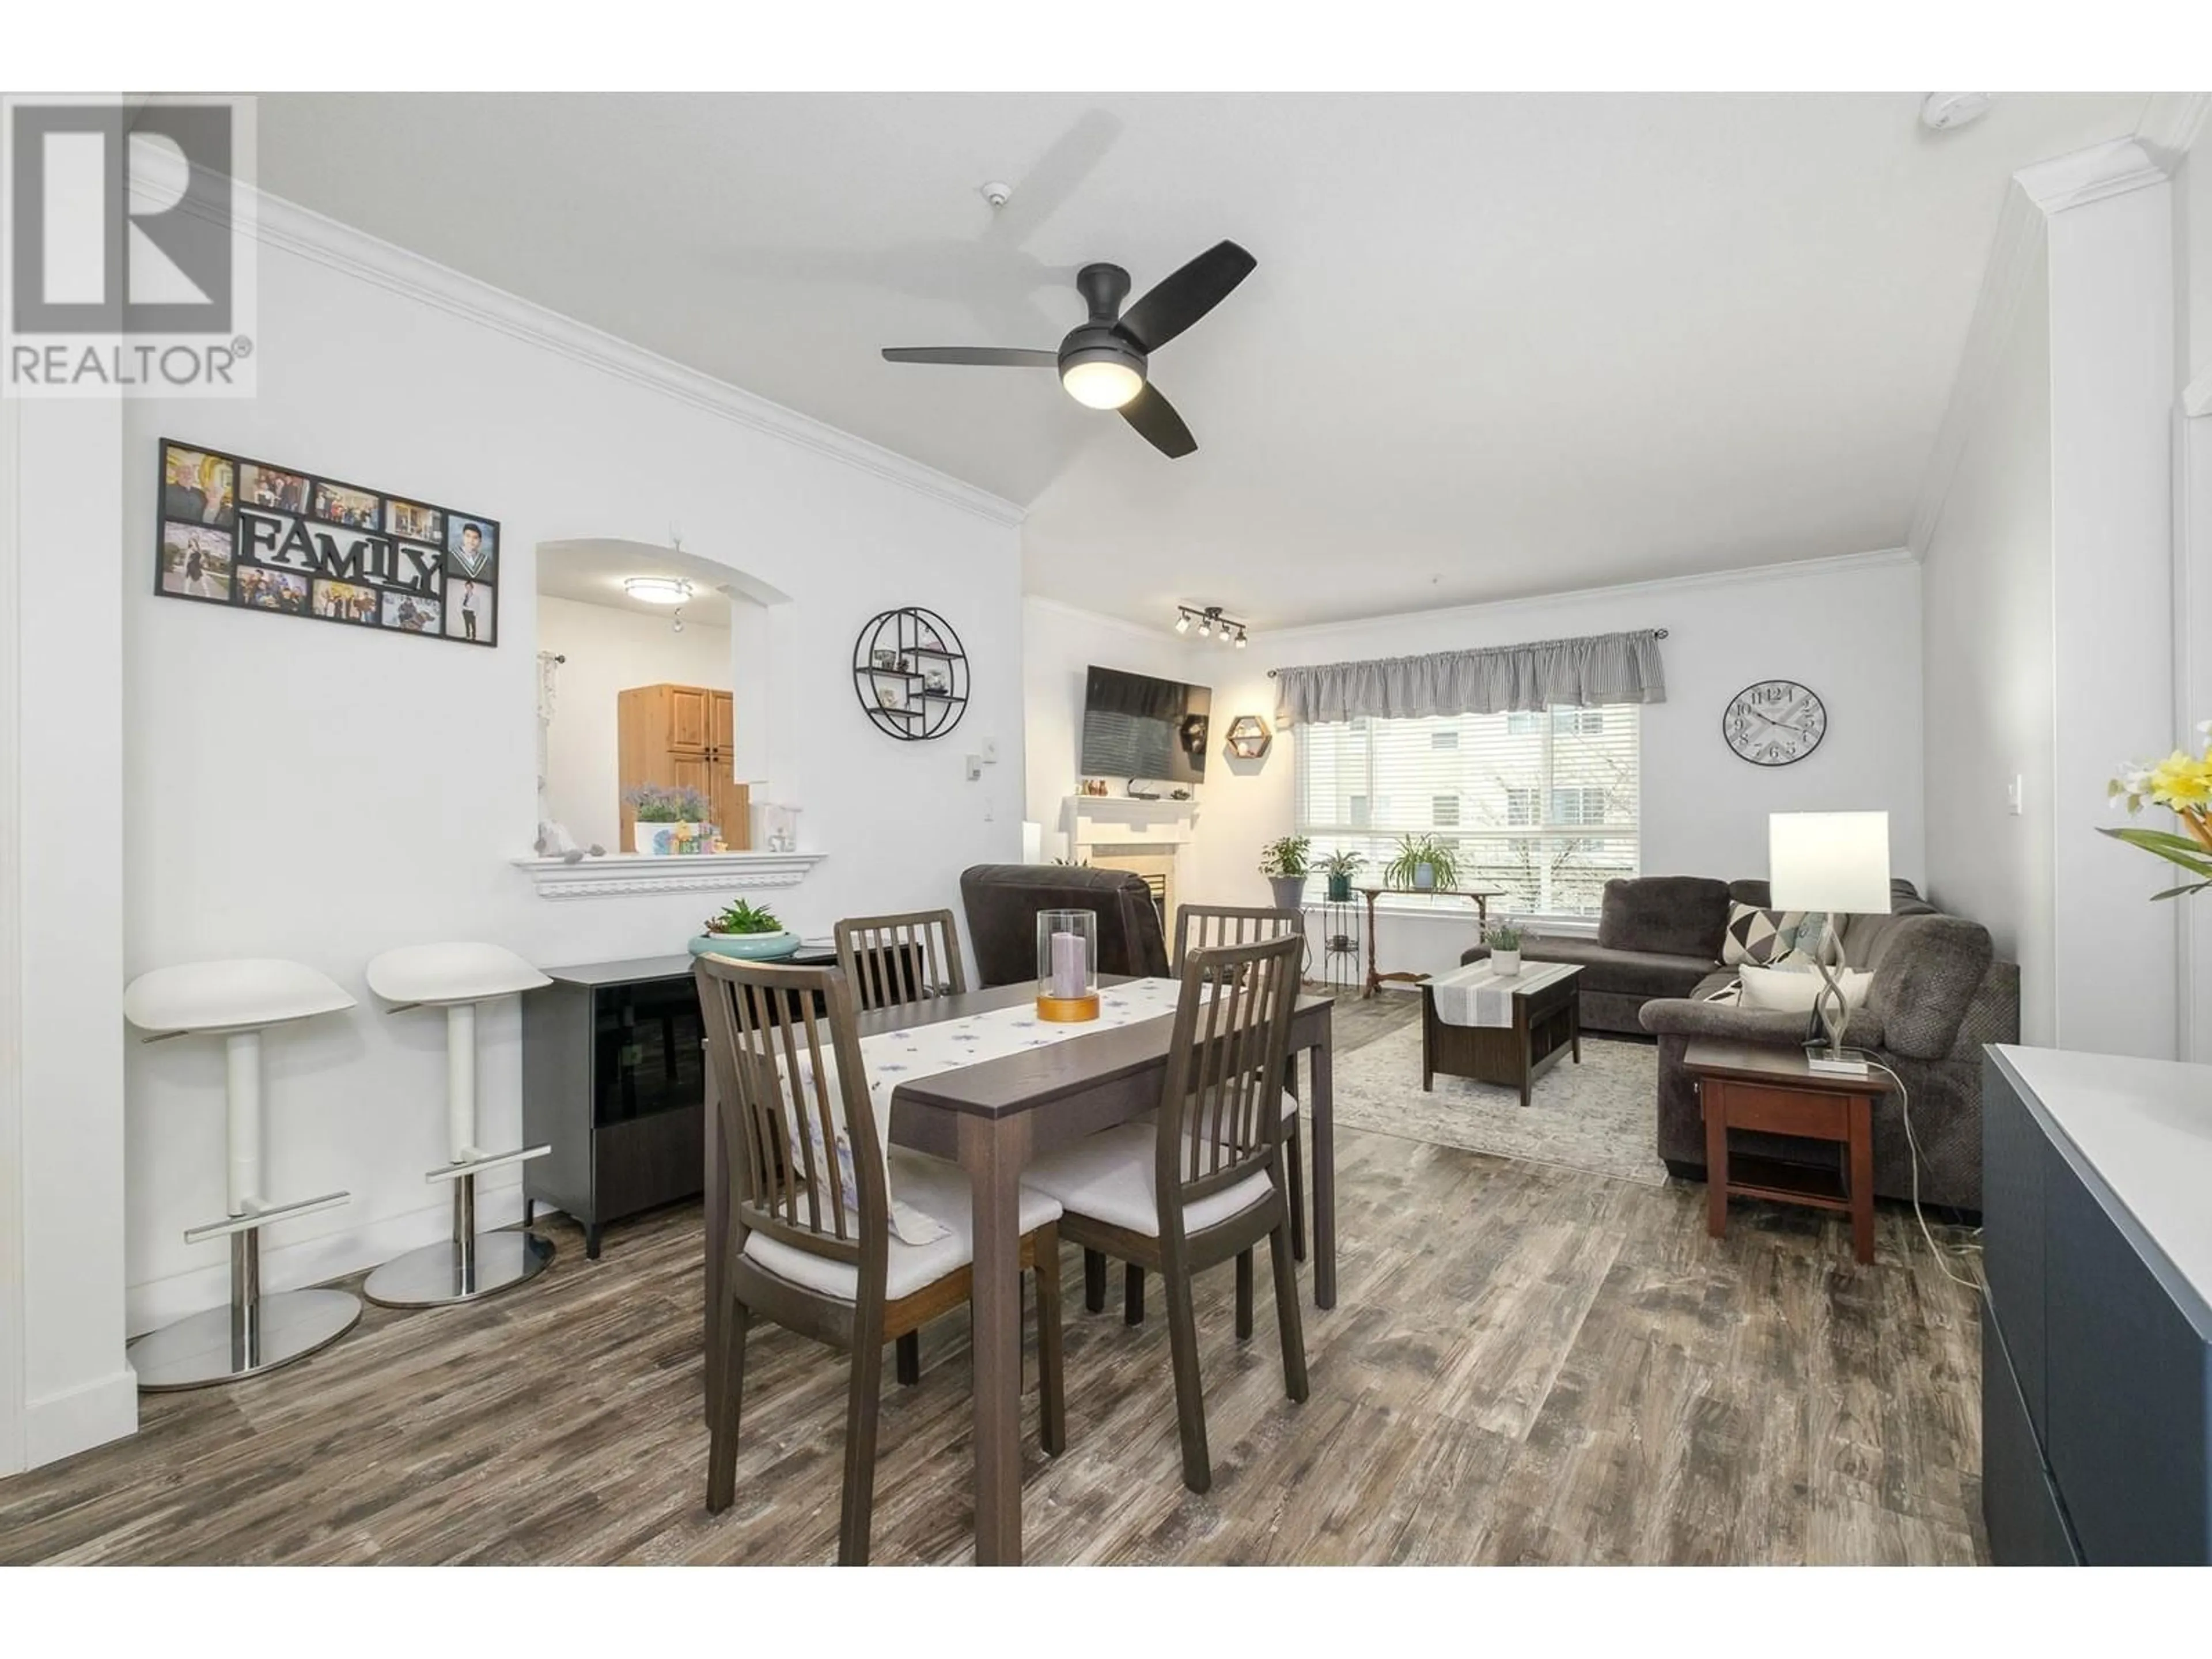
[154,438,502,648]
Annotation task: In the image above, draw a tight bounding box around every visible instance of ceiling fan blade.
[1119,382,1196,459]
[881,347,1059,368]
[1114,240,1256,354]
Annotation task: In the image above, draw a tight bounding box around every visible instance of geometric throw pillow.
[1722,900,1805,967]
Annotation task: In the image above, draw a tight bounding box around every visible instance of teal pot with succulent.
[1321,849,1365,903]
[690,898,798,960]
[1484,922,1524,976]
[1258,834,1312,911]
[1384,832,1460,893]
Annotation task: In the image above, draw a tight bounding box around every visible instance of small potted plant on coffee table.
[1321,849,1365,903]
[626,785,713,855]
[1259,834,1313,911]
[690,897,797,960]
[1484,921,1524,976]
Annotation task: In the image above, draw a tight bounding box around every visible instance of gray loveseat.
[1638,884,2017,1214]
[1459,874,1776,1035]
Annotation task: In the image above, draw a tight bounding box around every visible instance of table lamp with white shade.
[1767,810,1891,1075]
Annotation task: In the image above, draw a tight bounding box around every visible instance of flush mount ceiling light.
[1175,604,1249,646]
[624,576,692,606]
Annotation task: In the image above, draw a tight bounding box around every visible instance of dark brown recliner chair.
[959,865,1171,988]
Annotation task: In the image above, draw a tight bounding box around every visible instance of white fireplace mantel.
[1062,794,1199,852]
[512,849,825,899]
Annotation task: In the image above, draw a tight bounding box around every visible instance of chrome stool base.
[129,1287,362,1391]
[363,1229,553,1308]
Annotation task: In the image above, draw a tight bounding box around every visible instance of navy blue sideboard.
[1982,1047,2212,1565]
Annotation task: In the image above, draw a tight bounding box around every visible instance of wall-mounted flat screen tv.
[1080,664,1213,785]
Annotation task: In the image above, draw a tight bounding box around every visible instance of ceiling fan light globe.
[1061,358,1143,410]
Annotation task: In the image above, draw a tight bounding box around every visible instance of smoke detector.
[1920,93,1994,132]
[979,180,1012,210]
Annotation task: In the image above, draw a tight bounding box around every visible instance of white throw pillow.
[1738,962,1872,1014]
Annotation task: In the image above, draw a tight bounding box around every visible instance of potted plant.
[2106,726,2212,899]
[1321,849,1365,903]
[1258,835,1312,911]
[1383,832,1460,893]
[690,897,797,960]
[626,785,713,856]
[1484,922,1525,976]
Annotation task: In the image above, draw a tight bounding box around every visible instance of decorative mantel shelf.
[1062,794,1200,848]
[512,850,825,900]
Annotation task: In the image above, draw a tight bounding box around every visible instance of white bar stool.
[362,942,555,1307]
[122,959,362,1391]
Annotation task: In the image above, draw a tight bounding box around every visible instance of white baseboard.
[125,1177,528,1336]
[24,1368,138,1469]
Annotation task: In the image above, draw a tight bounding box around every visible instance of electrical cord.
[1851,1052,1987,1297]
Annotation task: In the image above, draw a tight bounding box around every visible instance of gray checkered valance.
[1271,628,1667,727]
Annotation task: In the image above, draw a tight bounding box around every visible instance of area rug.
[1329,1022,1669,1186]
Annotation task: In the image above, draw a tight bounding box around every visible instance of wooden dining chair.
[1161,904,1308,1274]
[833,908,967,1015]
[1023,933,1309,1494]
[693,953,1065,1564]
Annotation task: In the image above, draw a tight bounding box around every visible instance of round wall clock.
[1723,679,1827,767]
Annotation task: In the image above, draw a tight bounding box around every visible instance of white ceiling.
[257,92,2150,630]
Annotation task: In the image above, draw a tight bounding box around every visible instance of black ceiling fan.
[881,240,1255,459]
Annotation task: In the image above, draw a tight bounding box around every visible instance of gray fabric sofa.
[1637,885,2018,1214]
[1458,874,1771,1035]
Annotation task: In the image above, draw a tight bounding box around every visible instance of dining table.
[701,974,1337,1566]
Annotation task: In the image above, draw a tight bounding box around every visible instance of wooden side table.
[1681,1040,1893,1264]
[1356,884,1506,998]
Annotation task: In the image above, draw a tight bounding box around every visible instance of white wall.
[4,395,137,1469]
[1922,149,2186,1061]
[1922,240,2058,1043]
[537,596,733,855]
[2047,179,2179,1059]
[2175,134,2212,1055]
[1028,553,1926,984]
[117,217,1023,1335]
[1021,597,1206,856]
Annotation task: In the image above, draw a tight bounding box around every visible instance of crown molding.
[1251,547,1917,649]
[2014,137,2169,215]
[233,186,1025,532]
[512,850,824,899]
[2137,92,2211,169]
[1912,103,2203,557]
[1022,593,1196,646]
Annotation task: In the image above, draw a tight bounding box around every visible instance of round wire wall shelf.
[853,606,969,741]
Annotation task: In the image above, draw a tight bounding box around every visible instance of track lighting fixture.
[1173,604,1249,646]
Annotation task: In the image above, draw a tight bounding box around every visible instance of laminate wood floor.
[0,994,1987,1566]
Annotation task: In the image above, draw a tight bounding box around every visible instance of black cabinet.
[524,956,707,1258]
[1982,1050,2212,1564]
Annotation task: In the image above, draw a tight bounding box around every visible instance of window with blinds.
[1296,704,1640,916]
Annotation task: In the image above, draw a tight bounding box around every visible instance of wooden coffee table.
[1420,962,1582,1108]
[1682,1040,1894,1264]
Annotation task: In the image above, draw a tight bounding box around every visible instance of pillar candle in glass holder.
[1050,930,1085,999]
[1036,907,1100,1021]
